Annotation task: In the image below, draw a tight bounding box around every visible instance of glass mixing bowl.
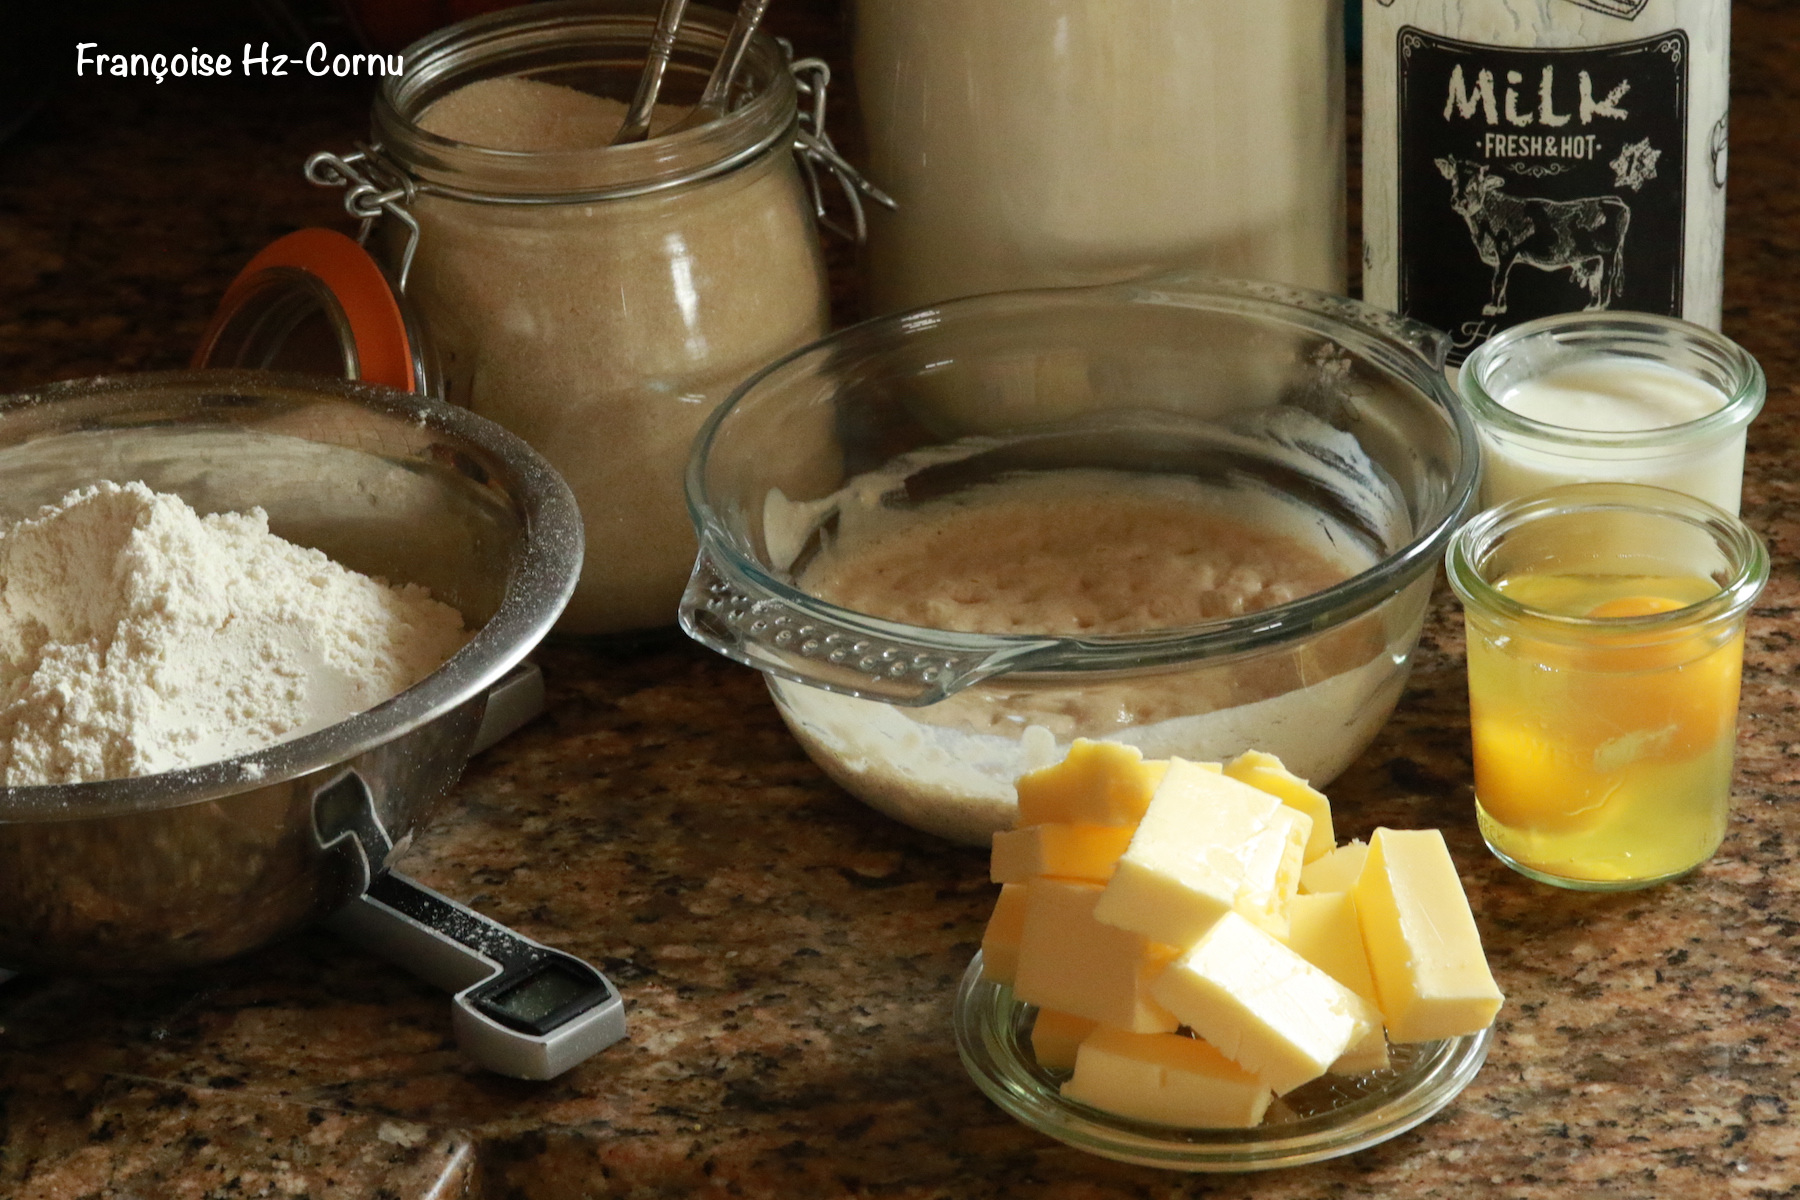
[680,275,1478,844]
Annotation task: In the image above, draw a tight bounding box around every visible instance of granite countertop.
[4,2,1800,1197]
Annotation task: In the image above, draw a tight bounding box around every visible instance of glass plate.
[953,953,1493,1172]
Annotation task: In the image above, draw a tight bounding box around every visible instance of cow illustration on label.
[1434,154,1630,316]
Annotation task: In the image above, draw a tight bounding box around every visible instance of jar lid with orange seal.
[193,226,437,395]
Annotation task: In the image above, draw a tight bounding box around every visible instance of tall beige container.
[853,0,1347,315]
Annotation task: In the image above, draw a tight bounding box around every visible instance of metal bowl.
[0,371,582,975]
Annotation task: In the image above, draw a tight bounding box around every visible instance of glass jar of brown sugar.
[312,0,834,636]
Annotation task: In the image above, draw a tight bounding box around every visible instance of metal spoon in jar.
[668,0,775,133]
[613,0,691,145]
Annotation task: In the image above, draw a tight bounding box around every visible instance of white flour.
[0,481,471,785]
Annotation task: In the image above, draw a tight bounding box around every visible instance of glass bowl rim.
[685,276,1481,677]
[1443,481,1770,641]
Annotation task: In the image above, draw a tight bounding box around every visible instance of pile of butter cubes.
[980,740,1504,1128]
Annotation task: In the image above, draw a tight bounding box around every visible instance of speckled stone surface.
[3,2,1800,1197]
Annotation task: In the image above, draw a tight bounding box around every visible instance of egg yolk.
[1574,595,1740,759]
[1491,590,1740,757]
[1470,580,1743,842]
[1471,716,1618,834]
[1586,595,1689,619]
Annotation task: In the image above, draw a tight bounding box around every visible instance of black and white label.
[1396,28,1689,364]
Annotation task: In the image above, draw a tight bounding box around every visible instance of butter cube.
[1028,1008,1098,1072]
[1285,893,1379,998]
[1150,911,1380,1095]
[1300,840,1369,895]
[991,823,1136,885]
[1014,740,1169,827]
[1091,760,1292,948]
[1327,1028,1391,1076]
[1354,828,1504,1043]
[1062,1028,1273,1128]
[1233,805,1312,940]
[1285,892,1389,1073]
[1013,878,1180,1033]
[979,883,1028,984]
[1225,750,1336,862]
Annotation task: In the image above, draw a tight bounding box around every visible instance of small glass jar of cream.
[1459,313,1765,515]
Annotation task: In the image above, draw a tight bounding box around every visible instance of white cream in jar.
[1460,314,1765,515]
[1497,360,1725,432]
[1482,359,1737,508]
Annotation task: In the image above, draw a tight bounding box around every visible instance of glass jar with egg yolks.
[1446,482,1767,890]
